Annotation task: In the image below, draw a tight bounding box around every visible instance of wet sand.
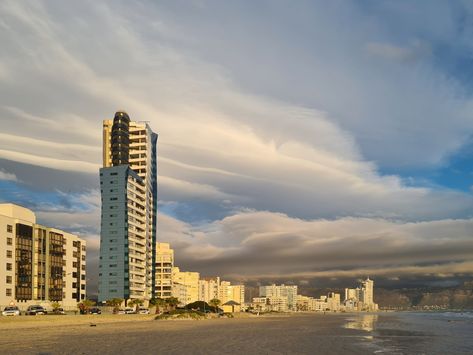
[0,313,375,354]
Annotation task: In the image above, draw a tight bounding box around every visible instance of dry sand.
[0,313,387,354]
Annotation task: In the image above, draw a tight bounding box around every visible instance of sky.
[1,0,473,294]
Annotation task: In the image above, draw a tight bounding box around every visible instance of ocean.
[346,311,473,354]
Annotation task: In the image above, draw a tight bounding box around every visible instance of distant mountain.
[375,281,473,310]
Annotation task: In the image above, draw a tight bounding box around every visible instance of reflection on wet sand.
[344,314,378,332]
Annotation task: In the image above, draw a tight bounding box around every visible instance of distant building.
[220,281,245,305]
[198,277,220,303]
[259,284,298,310]
[0,204,86,310]
[343,277,378,311]
[154,243,174,299]
[172,267,199,305]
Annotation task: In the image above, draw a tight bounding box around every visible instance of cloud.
[158,211,473,282]
[0,169,17,182]
[1,0,473,292]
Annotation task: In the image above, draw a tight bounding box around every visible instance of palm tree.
[149,297,167,314]
[128,299,144,312]
[106,298,124,313]
[209,298,221,313]
[165,297,180,312]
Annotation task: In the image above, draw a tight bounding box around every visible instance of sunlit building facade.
[99,111,158,303]
[0,204,86,310]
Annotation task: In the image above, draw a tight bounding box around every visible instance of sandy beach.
[1,312,471,354]
[0,313,376,354]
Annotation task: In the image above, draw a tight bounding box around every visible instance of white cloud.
[0,169,17,182]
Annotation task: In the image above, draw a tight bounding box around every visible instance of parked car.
[116,309,126,314]
[26,305,47,315]
[89,307,102,314]
[138,308,150,314]
[124,307,135,314]
[2,306,20,316]
[52,307,66,315]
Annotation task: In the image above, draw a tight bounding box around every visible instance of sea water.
[348,311,473,354]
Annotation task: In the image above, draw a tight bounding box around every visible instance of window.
[109,272,117,276]
[72,282,77,288]
[7,225,12,233]
[6,237,12,245]
[6,275,12,284]
[110,264,117,268]
[110,197,117,201]
[111,172,118,176]
[6,263,12,271]
[73,262,78,268]
[6,289,12,297]
[6,250,12,258]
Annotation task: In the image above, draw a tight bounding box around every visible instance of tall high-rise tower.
[98,111,158,303]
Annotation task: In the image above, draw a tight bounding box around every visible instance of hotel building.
[0,204,86,310]
[99,111,158,303]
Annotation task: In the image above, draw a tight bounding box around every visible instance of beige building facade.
[0,204,86,310]
[172,267,199,305]
[154,243,174,299]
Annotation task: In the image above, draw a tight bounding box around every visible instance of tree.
[128,299,144,312]
[106,298,124,314]
[149,297,167,314]
[165,297,180,311]
[51,302,61,311]
[78,299,95,314]
[209,298,221,313]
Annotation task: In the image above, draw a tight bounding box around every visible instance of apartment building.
[219,281,245,305]
[155,243,173,299]
[259,284,298,310]
[99,111,158,303]
[198,277,220,303]
[0,203,86,310]
[171,267,199,305]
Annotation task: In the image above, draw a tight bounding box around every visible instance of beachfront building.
[0,203,86,310]
[154,243,174,299]
[198,277,220,303]
[99,111,158,304]
[219,281,245,305]
[259,284,298,311]
[327,292,341,312]
[343,278,378,311]
[252,296,288,312]
[171,267,199,305]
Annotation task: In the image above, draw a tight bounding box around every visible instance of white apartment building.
[171,267,199,305]
[154,243,174,299]
[259,284,298,310]
[198,277,220,303]
[0,204,86,310]
[219,281,245,305]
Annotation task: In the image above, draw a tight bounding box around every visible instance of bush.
[155,309,206,320]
